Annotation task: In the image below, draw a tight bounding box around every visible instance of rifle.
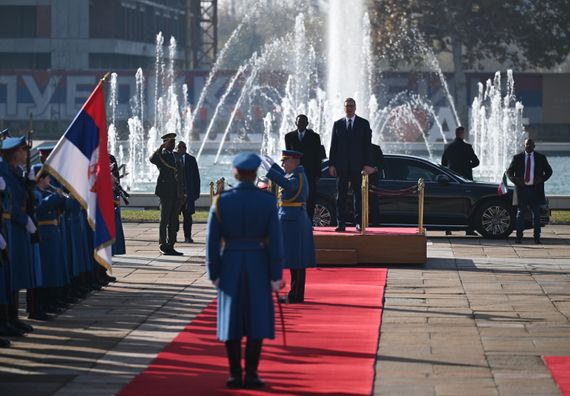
[26,114,39,243]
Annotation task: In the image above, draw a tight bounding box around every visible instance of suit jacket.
[329,115,372,173]
[441,138,480,180]
[284,129,323,180]
[149,148,184,200]
[506,151,553,205]
[179,152,201,214]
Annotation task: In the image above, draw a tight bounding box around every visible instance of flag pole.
[100,72,111,84]
[275,291,287,348]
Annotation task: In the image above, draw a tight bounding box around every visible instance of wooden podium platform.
[314,227,427,265]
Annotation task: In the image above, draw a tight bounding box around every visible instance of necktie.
[298,132,304,141]
[524,153,531,183]
[347,119,352,132]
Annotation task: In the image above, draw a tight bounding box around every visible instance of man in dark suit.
[176,141,201,243]
[149,133,185,256]
[284,114,323,220]
[442,126,480,180]
[507,139,553,244]
[328,98,375,232]
[442,126,480,235]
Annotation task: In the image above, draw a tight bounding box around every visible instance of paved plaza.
[0,223,569,395]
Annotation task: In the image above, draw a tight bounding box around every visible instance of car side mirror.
[436,174,451,184]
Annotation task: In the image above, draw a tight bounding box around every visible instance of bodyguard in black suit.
[285,114,323,220]
[507,139,552,244]
[441,126,480,180]
[149,133,185,256]
[176,141,201,243]
[328,98,375,231]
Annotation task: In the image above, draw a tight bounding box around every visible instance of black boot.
[9,292,33,333]
[225,340,243,388]
[0,338,10,348]
[244,339,265,388]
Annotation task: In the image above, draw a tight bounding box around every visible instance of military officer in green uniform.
[149,133,185,256]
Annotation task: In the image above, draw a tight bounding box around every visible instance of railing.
[361,172,369,235]
[364,176,426,235]
[209,177,225,205]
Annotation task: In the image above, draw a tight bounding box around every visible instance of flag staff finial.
[100,72,111,84]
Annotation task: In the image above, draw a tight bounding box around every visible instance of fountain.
[107,0,526,193]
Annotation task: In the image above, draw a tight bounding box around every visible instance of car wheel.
[313,198,336,227]
[474,200,515,239]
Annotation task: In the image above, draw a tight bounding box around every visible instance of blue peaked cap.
[0,136,26,150]
[232,152,261,171]
[281,149,303,160]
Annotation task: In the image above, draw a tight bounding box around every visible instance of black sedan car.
[312,154,549,239]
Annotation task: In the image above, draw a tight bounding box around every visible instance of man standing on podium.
[328,98,375,232]
[265,150,316,304]
[285,114,323,221]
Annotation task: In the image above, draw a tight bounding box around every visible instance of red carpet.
[544,356,570,395]
[119,267,387,395]
[314,226,420,236]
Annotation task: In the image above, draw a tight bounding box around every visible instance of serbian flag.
[497,172,508,196]
[42,76,116,270]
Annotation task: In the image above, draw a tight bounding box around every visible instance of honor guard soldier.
[32,164,68,319]
[149,133,185,256]
[206,152,284,389]
[265,150,316,304]
[0,137,36,334]
[0,130,13,346]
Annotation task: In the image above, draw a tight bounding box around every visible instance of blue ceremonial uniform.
[206,182,283,341]
[34,187,67,288]
[0,160,11,304]
[266,163,316,270]
[4,164,35,291]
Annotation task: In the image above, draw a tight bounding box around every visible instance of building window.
[0,53,51,69]
[0,6,37,38]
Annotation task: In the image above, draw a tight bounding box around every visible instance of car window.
[384,158,442,182]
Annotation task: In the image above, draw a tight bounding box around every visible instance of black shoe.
[28,312,51,321]
[355,224,362,232]
[183,237,194,243]
[534,239,541,245]
[45,304,64,314]
[244,374,265,389]
[515,238,522,244]
[0,322,24,337]
[465,230,477,236]
[226,375,243,388]
[445,230,452,236]
[159,244,171,254]
[334,225,345,232]
[278,296,288,304]
[0,338,10,348]
[105,275,117,283]
[11,320,33,333]
[163,249,183,256]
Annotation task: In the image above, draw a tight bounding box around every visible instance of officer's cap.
[161,133,176,141]
[0,129,10,140]
[0,136,27,151]
[281,150,303,160]
[232,152,261,171]
[37,143,56,154]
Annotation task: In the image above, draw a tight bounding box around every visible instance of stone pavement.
[0,223,568,396]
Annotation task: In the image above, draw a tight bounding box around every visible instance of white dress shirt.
[346,116,355,129]
[524,152,535,185]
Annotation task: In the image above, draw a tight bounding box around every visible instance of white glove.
[271,280,283,293]
[26,216,37,234]
[27,167,36,181]
[260,155,275,172]
[0,177,5,192]
[0,234,6,250]
[212,278,220,288]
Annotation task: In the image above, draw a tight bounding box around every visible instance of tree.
[370,0,570,126]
